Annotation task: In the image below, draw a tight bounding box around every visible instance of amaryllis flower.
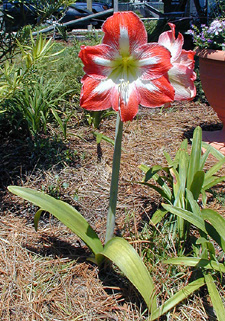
[79,11,174,122]
[158,23,196,101]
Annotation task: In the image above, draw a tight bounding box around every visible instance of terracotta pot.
[197,49,225,154]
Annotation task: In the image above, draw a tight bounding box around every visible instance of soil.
[0,101,225,320]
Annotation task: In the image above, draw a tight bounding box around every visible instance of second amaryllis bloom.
[79,11,174,122]
[158,23,196,101]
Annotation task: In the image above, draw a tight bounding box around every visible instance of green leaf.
[185,189,201,216]
[163,257,225,273]
[138,163,150,173]
[202,175,225,191]
[205,221,225,252]
[205,273,225,321]
[93,132,115,146]
[200,147,211,170]
[204,157,225,180]
[151,278,205,320]
[34,209,43,231]
[187,126,202,190]
[140,164,165,182]
[97,237,157,312]
[8,186,103,255]
[202,142,225,160]
[162,203,206,233]
[151,208,168,225]
[190,171,205,200]
[140,182,171,201]
[202,209,225,242]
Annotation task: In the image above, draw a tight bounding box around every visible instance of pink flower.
[158,23,196,101]
[79,12,174,122]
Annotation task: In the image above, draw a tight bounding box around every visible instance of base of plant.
[202,127,225,155]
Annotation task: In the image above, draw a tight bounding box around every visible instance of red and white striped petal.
[119,83,140,121]
[79,44,116,80]
[168,64,196,101]
[80,75,115,110]
[176,49,196,69]
[158,23,183,62]
[102,12,147,54]
[135,43,172,80]
[136,76,174,107]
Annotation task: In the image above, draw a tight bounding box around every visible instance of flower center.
[109,54,138,83]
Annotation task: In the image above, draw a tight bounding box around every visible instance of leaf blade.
[97,237,157,312]
[8,186,103,255]
[205,274,225,321]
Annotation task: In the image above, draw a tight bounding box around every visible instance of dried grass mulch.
[0,101,225,320]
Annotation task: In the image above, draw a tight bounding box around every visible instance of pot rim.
[196,48,225,61]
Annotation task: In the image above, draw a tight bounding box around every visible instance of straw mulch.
[0,101,224,320]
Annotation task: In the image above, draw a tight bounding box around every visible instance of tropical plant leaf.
[34,209,43,231]
[151,278,205,320]
[162,203,206,233]
[190,171,205,200]
[93,132,115,146]
[202,209,225,242]
[202,175,225,191]
[163,257,225,273]
[139,182,171,201]
[204,157,225,180]
[185,189,202,216]
[202,142,225,160]
[186,126,202,190]
[205,221,225,252]
[97,237,157,312]
[8,186,103,255]
[204,273,225,321]
[151,208,168,225]
[139,164,162,177]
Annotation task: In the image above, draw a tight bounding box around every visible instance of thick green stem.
[105,113,123,243]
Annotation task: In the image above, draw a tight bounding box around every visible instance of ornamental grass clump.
[8,11,223,319]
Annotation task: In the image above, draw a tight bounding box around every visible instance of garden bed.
[0,100,225,320]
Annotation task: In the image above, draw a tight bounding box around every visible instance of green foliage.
[144,19,168,42]
[139,126,225,241]
[8,186,103,256]
[85,110,116,129]
[97,237,157,312]
[0,32,80,138]
[4,76,70,137]
[8,185,159,311]
[146,135,225,321]
[8,184,209,318]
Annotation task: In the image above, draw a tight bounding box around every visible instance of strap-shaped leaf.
[140,182,171,202]
[202,175,225,191]
[151,277,205,320]
[187,126,202,190]
[202,141,225,160]
[204,157,225,180]
[163,257,225,273]
[97,237,157,312]
[190,171,205,200]
[177,150,189,195]
[205,221,225,252]
[185,189,202,216]
[151,208,168,225]
[162,203,206,233]
[34,209,43,231]
[8,186,103,255]
[205,273,225,321]
[202,209,225,242]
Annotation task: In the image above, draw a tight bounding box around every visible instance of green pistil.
[109,55,138,82]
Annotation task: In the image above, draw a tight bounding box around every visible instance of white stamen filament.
[118,79,130,109]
